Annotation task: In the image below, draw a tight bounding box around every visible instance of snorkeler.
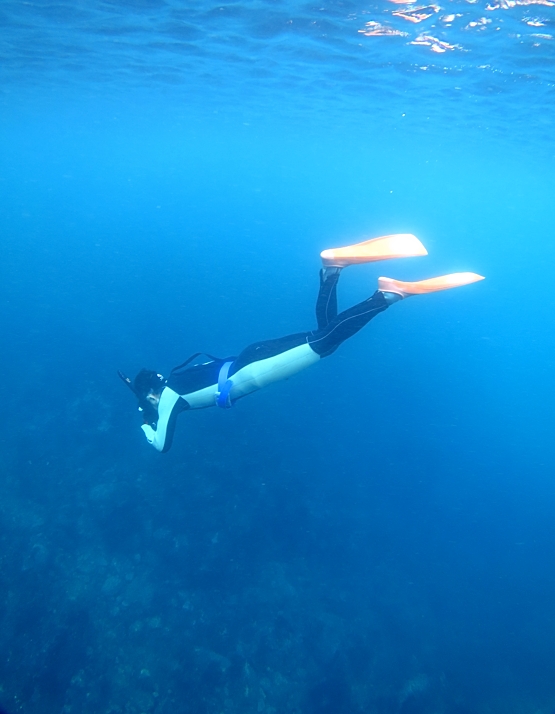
[118,234,484,453]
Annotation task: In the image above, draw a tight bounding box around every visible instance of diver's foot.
[378,272,485,299]
[320,266,342,282]
[321,234,427,268]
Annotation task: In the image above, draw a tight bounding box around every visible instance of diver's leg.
[315,267,341,329]
[315,233,427,329]
[309,271,486,358]
[226,271,485,399]
[228,332,319,401]
[231,333,308,375]
[309,290,390,357]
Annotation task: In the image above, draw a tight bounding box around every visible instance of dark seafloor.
[1,1,555,713]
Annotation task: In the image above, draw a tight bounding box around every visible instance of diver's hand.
[140,387,180,453]
[141,424,155,443]
[141,424,163,451]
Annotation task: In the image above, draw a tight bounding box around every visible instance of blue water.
[1,1,555,713]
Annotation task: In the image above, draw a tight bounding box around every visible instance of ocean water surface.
[1,1,555,713]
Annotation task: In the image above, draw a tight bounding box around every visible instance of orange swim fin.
[321,234,428,268]
[378,272,485,297]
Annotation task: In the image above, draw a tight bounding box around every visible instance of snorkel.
[117,370,136,395]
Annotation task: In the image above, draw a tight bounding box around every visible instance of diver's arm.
[141,386,181,452]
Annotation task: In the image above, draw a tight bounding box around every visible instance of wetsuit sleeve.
[140,386,184,453]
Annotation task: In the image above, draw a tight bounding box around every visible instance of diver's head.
[135,367,165,408]
[122,368,166,424]
[133,369,166,402]
[118,368,166,424]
